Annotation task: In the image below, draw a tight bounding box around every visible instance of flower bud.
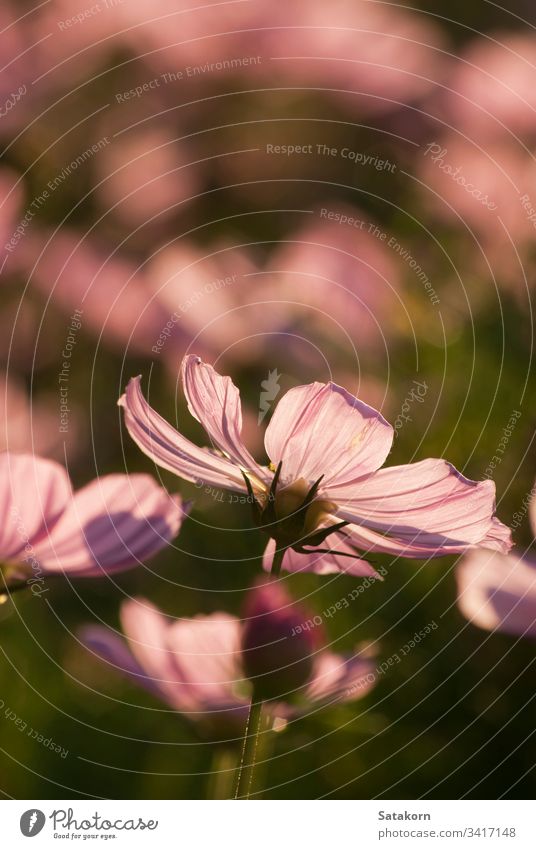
[241,579,316,701]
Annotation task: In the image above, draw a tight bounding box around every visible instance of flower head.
[456,481,536,639]
[0,452,185,590]
[119,356,512,578]
[80,584,376,737]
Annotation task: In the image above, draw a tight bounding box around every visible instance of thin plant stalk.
[234,545,284,798]
[234,698,263,799]
[270,547,286,577]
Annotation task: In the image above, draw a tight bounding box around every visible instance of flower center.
[273,478,337,538]
[242,463,348,554]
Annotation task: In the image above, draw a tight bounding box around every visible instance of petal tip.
[118,375,143,407]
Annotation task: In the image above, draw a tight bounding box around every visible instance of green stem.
[207,746,238,800]
[234,698,264,799]
[247,707,274,799]
[270,547,286,577]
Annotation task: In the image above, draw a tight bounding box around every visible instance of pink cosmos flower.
[418,136,536,284]
[25,230,173,356]
[0,453,185,590]
[0,8,34,138]
[264,0,447,116]
[267,206,400,349]
[95,127,198,229]
[148,240,281,368]
[456,484,536,639]
[80,581,376,734]
[443,33,536,140]
[119,356,511,578]
[0,372,84,461]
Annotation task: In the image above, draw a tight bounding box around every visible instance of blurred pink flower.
[124,0,445,115]
[11,0,446,135]
[80,582,376,733]
[27,0,130,89]
[457,548,536,639]
[25,230,173,355]
[148,241,284,366]
[268,207,400,348]
[89,0,273,75]
[418,137,535,239]
[417,137,536,287]
[119,356,511,578]
[29,0,445,119]
[443,33,536,140]
[95,128,197,228]
[457,484,536,639]
[265,0,447,115]
[0,8,34,137]
[0,372,85,461]
[0,452,185,585]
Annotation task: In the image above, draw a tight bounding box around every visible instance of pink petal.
[457,549,536,638]
[121,599,245,712]
[262,537,379,578]
[33,474,184,576]
[264,382,393,490]
[119,376,250,492]
[335,459,512,556]
[166,613,245,707]
[307,649,377,704]
[79,625,164,701]
[484,517,515,553]
[181,356,267,483]
[0,453,71,561]
[120,598,199,710]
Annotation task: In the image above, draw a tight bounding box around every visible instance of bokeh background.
[0,0,535,799]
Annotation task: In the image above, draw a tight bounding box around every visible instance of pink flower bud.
[241,579,316,701]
